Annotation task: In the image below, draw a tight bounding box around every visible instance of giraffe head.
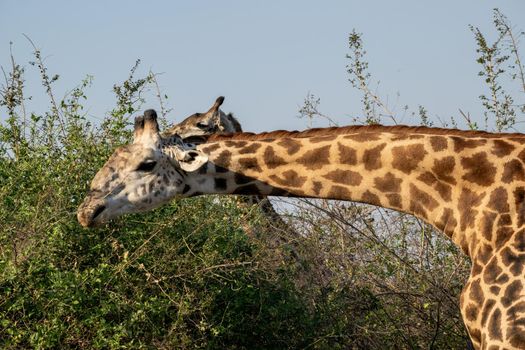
[162,96,242,142]
[76,98,231,227]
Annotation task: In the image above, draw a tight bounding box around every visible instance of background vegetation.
[0,9,524,349]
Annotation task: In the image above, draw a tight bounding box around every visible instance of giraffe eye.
[136,161,157,172]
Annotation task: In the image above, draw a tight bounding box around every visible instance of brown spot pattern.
[392,144,427,174]
[498,213,512,226]
[465,304,478,322]
[374,172,402,193]
[508,325,525,349]
[432,156,456,184]
[207,124,525,143]
[437,208,457,236]
[410,201,428,218]
[488,308,503,341]
[417,172,436,185]
[277,138,301,155]
[501,247,525,276]
[323,169,362,186]
[458,236,469,255]
[480,210,497,241]
[263,146,286,169]
[362,144,386,170]
[238,157,262,172]
[435,182,452,202]
[471,262,483,276]
[492,139,515,157]
[507,301,525,348]
[269,170,307,188]
[327,185,351,199]
[514,188,525,227]
[238,143,262,154]
[487,187,510,212]
[312,181,322,195]
[409,184,439,211]
[297,145,331,170]
[484,258,506,285]
[489,286,500,295]
[338,143,357,165]
[461,152,496,186]
[201,143,221,154]
[452,137,486,152]
[514,229,525,251]
[429,136,448,152]
[481,299,496,325]
[518,149,525,163]
[198,126,525,346]
[386,194,402,208]
[495,226,514,247]
[458,188,485,231]
[215,150,232,168]
[417,172,452,201]
[469,279,484,305]
[501,280,522,307]
[361,190,380,205]
[501,159,525,183]
[477,244,493,265]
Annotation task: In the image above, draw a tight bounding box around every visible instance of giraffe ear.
[177,150,208,172]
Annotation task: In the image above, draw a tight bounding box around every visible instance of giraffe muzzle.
[77,197,107,228]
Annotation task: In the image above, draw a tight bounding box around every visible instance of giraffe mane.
[206,124,525,142]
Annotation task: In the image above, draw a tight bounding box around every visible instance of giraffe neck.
[171,126,525,261]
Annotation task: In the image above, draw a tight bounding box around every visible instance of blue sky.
[1,1,524,132]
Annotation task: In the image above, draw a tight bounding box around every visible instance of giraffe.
[161,96,243,142]
[77,98,525,350]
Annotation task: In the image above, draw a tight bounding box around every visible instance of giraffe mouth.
[78,201,107,228]
[91,205,106,221]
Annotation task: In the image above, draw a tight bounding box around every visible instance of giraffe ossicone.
[78,97,525,350]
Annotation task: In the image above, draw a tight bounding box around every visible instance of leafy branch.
[346,30,397,125]
[470,8,525,131]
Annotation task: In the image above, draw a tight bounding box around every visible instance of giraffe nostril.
[92,205,106,220]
